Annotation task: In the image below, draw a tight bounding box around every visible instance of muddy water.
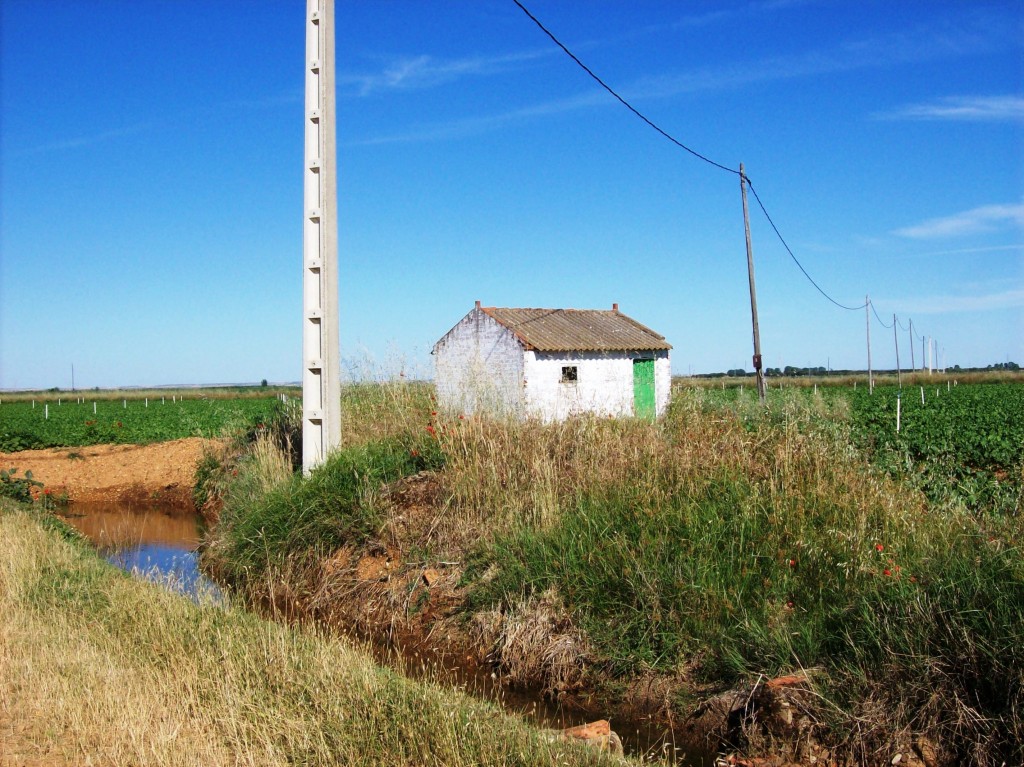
[64,502,709,765]
[62,502,222,602]
[372,641,712,766]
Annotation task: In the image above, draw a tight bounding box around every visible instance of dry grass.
[470,589,594,699]
[431,388,900,550]
[0,501,625,767]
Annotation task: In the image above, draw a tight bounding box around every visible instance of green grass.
[468,470,1024,690]
[209,435,443,586]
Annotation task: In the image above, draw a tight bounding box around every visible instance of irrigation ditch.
[4,438,783,765]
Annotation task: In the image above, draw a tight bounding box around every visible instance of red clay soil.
[0,438,217,509]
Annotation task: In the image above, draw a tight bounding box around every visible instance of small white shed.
[432,302,672,420]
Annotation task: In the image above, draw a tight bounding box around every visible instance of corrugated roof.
[480,307,672,352]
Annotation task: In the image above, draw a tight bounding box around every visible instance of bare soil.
[0,438,217,509]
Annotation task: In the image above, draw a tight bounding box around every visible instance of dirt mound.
[0,438,218,509]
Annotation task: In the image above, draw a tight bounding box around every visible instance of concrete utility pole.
[739,163,766,404]
[302,0,341,474]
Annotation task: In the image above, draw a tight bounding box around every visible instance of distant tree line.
[695,361,1018,378]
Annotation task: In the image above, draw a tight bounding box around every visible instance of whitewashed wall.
[523,349,671,421]
[433,309,524,415]
[654,352,672,416]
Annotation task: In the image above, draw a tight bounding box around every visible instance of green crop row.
[675,381,1023,515]
[840,383,1024,514]
[0,397,282,452]
[842,382,1024,471]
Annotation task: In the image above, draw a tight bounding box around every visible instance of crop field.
[843,382,1024,514]
[0,396,282,452]
[843,382,1024,470]
[691,379,1024,515]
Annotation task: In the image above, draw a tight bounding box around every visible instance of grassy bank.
[203,383,1024,765]
[0,499,624,767]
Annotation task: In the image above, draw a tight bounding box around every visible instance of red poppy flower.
[875,543,884,552]
[883,569,892,576]
[788,558,797,568]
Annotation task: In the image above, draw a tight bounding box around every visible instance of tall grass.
[0,500,625,767]
[206,434,442,587]
[455,391,1023,764]
[205,381,1024,765]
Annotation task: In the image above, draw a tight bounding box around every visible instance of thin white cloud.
[340,48,552,96]
[348,8,1018,146]
[18,123,151,155]
[14,91,302,156]
[345,90,607,146]
[877,95,1024,123]
[878,289,1024,315]
[663,0,820,32]
[894,203,1024,239]
[900,244,1023,258]
[635,17,1013,102]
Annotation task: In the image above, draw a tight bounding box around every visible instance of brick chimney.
[612,303,619,313]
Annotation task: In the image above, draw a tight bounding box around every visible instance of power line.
[511,0,869,314]
[870,299,894,329]
[510,0,944,360]
[746,182,867,311]
[510,0,738,176]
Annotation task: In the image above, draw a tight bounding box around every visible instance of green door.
[633,359,656,419]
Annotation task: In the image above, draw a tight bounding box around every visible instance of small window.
[561,365,578,383]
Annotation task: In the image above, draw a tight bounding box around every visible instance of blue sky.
[1,0,1021,389]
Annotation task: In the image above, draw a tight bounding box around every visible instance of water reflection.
[63,502,223,602]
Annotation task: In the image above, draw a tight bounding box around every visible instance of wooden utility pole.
[739,163,766,404]
[865,295,873,394]
[909,321,915,372]
[893,313,901,389]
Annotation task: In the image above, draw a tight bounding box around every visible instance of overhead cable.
[511,0,871,315]
[746,182,868,311]
[510,0,738,176]
[870,299,895,329]
[511,0,941,352]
